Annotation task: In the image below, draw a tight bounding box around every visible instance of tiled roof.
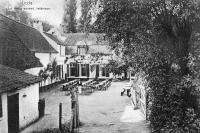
[44,32,65,46]
[87,45,111,54]
[0,64,42,93]
[0,17,43,70]
[0,14,57,53]
[66,46,77,55]
[64,33,112,55]
[64,33,109,46]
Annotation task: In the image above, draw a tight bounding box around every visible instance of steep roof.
[64,33,109,46]
[44,32,65,46]
[0,64,42,94]
[0,16,43,70]
[0,14,57,53]
[87,45,111,54]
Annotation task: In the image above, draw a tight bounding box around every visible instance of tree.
[63,0,77,33]
[78,0,94,32]
[145,0,200,76]
[94,0,200,132]
[106,60,121,78]
[0,1,31,25]
[42,21,53,32]
[38,68,49,86]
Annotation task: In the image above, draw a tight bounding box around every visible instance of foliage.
[50,59,58,81]
[63,0,77,33]
[78,0,93,32]
[42,21,53,32]
[38,69,49,83]
[0,2,31,25]
[105,60,121,76]
[94,0,200,132]
[38,59,58,84]
[106,59,129,77]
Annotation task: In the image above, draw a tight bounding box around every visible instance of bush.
[130,44,200,132]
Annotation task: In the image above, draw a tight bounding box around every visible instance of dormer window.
[77,45,88,55]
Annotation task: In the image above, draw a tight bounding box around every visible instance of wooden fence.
[131,84,149,120]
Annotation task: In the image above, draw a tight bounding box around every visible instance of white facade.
[0,83,39,133]
[0,93,8,133]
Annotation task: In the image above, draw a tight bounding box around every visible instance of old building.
[43,32,66,81]
[0,14,46,133]
[64,33,113,79]
[0,14,42,71]
[0,64,42,133]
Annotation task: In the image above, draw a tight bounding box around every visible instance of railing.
[138,85,147,119]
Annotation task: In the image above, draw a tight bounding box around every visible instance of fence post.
[59,103,62,131]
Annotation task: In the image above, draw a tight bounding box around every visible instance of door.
[8,93,19,133]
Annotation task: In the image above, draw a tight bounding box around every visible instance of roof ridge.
[44,32,64,44]
[0,64,40,78]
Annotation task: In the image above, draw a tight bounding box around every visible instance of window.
[102,67,109,77]
[81,64,87,76]
[102,67,106,77]
[0,95,2,117]
[77,46,87,55]
[70,63,76,76]
[56,65,61,79]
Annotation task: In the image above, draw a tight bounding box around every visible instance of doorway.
[8,93,19,133]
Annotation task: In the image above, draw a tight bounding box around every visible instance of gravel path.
[78,81,150,133]
[21,81,151,133]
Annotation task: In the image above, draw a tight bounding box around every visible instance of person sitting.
[121,88,126,96]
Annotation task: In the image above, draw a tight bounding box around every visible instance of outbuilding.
[0,64,42,133]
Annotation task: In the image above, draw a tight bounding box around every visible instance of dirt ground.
[21,81,150,133]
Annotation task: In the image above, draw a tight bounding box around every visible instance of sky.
[1,0,67,27]
[0,0,99,27]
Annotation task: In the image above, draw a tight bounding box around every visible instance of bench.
[61,79,79,95]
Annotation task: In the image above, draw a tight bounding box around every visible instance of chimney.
[32,20,43,32]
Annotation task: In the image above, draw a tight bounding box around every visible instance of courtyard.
[21,81,150,133]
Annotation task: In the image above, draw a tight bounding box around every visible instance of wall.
[35,53,50,67]
[19,83,39,129]
[0,83,39,132]
[25,67,42,76]
[60,45,65,56]
[0,93,8,133]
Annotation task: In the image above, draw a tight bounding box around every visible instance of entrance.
[8,93,19,133]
